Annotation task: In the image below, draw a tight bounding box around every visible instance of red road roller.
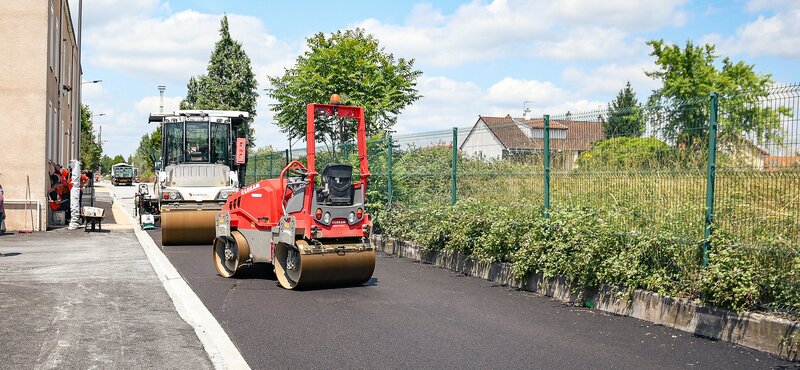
[213,97,375,289]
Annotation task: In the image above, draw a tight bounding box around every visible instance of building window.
[60,119,65,164]
[55,16,61,81]
[47,101,53,161]
[48,3,54,71]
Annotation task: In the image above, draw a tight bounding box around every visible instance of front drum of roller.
[274,241,376,290]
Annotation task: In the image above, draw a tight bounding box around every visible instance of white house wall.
[461,121,504,160]
[530,128,567,139]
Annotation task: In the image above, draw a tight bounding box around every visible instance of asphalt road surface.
[110,184,795,370]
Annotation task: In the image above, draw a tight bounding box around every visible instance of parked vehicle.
[111,163,134,186]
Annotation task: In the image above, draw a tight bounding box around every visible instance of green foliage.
[267,28,422,152]
[383,198,800,312]
[392,145,453,206]
[131,127,161,181]
[604,82,644,138]
[180,15,258,146]
[575,137,677,170]
[79,105,102,171]
[378,145,798,314]
[645,39,787,145]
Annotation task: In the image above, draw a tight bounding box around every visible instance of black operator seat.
[322,163,354,205]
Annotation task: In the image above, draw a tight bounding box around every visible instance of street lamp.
[91,113,109,147]
[82,79,102,84]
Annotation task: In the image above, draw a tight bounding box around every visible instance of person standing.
[0,183,6,235]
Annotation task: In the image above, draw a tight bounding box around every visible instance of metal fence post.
[253,154,258,183]
[703,93,719,267]
[451,127,458,205]
[387,135,393,209]
[543,114,551,218]
[269,152,274,178]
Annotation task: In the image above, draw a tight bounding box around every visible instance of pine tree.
[604,82,644,138]
[180,15,258,146]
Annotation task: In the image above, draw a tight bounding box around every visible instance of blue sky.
[70,0,800,158]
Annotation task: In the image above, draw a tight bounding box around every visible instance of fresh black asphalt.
[146,229,794,370]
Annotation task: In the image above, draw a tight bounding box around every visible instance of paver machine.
[147,110,249,245]
[212,97,375,289]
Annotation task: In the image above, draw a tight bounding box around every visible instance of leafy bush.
[382,201,799,314]
[576,137,677,170]
[701,240,761,312]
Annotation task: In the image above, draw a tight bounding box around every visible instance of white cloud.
[718,9,800,58]
[394,75,609,136]
[486,78,568,106]
[69,0,163,29]
[86,10,296,84]
[82,5,299,155]
[359,0,687,66]
[80,82,108,100]
[746,0,800,11]
[562,62,659,96]
[534,27,636,61]
[134,95,183,115]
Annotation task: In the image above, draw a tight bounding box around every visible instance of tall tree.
[604,82,644,138]
[645,40,787,146]
[180,15,258,146]
[79,105,102,171]
[132,128,161,174]
[267,28,422,153]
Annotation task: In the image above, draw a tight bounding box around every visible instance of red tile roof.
[464,115,603,152]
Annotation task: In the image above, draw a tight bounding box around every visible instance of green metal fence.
[378,84,800,315]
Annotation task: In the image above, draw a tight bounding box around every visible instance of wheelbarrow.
[82,206,105,232]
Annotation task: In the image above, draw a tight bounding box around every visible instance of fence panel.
[716,85,800,314]
[456,116,545,213]
[548,99,709,242]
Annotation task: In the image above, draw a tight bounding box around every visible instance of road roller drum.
[161,209,218,245]
[213,230,251,277]
[274,240,375,289]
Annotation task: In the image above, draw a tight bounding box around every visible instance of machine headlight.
[323,212,331,224]
[162,190,182,201]
[217,189,236,200]
[348,212,355,224]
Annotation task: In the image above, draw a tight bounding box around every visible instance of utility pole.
[158,85,166,113]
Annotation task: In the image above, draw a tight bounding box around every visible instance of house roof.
[765,155,799,168]
[557,120,604,152]
[464,115,603,152]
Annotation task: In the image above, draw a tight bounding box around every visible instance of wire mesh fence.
[243,86,799,314]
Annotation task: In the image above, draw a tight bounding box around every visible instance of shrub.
[576,137,676,170]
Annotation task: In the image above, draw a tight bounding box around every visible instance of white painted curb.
[106,184,250,370]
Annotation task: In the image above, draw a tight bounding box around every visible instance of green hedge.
[382,201,799,314]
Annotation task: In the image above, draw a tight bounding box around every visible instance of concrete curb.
[107,184,250,370]
[372,234,800,361]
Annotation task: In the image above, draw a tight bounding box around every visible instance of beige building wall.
[0,0,80,231]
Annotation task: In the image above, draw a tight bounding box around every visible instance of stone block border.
[371,234,800,361]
